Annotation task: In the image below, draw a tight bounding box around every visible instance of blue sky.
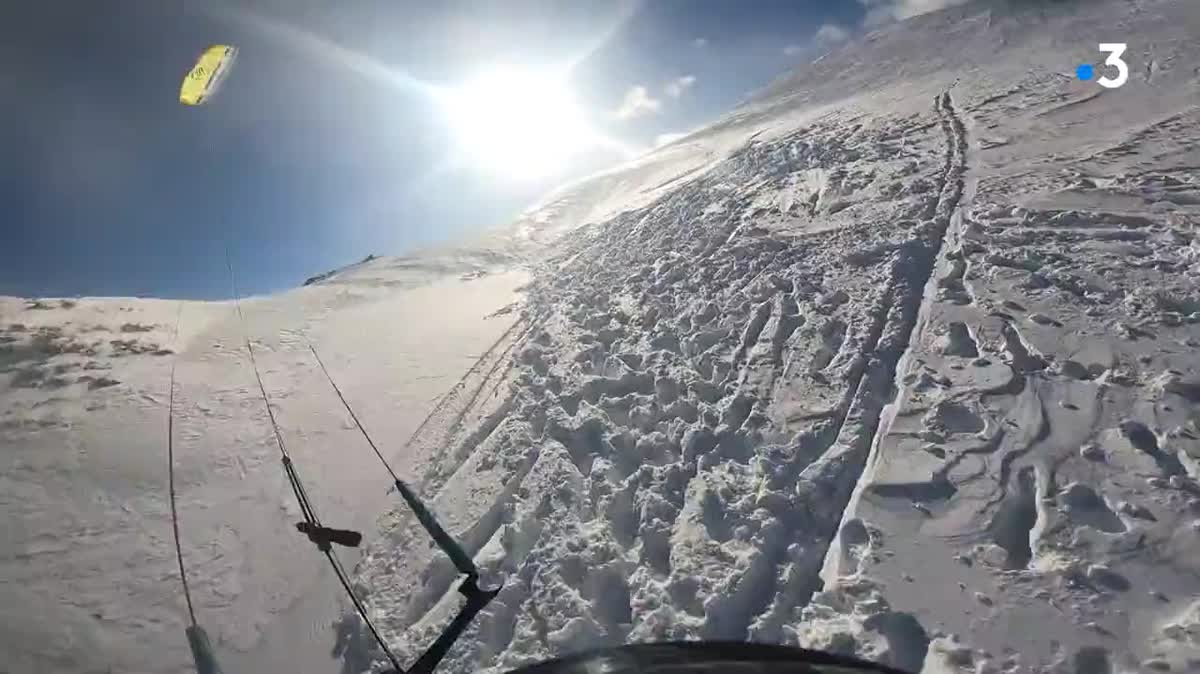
[1,0,881,299]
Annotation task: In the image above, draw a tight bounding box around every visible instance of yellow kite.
[180,45,237,106]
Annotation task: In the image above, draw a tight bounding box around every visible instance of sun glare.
[442,66,593,180]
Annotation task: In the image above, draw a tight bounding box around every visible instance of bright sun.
[442,66,593,180]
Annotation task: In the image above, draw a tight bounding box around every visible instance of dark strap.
[295,522,363,550]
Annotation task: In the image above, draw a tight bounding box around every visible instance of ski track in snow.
[5,1,1200,673]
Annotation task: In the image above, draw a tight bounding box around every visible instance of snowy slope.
[345,1,1200,673]
[4,1,1199,673]
[1,264,528,673]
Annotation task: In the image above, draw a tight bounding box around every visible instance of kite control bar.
[377,476,503,673]
[397,575,502,674]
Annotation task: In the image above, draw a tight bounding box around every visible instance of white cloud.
[615,85,661,120]
[858,0,970,26]
[654,132,688,147]
[692,37,708,48]
[664,75,696,99]
[815,23,850,45]
[782,44,804,57]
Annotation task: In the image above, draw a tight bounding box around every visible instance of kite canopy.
[180,45,237,106]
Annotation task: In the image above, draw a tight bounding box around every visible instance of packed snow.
[0,269,529,673]
[4,1,1200,673]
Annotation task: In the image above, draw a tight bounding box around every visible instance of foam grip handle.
[185,625,225,674]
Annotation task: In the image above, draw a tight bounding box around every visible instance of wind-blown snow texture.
[4,1,1200,673]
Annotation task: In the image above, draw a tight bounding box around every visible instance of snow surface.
[4,1,1200,673]
[1,269,529,673]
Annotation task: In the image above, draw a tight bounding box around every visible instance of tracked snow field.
[3,1,1200,673]
[347,2,1200,673]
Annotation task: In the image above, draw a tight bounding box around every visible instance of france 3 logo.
[1076,44,1129,89]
